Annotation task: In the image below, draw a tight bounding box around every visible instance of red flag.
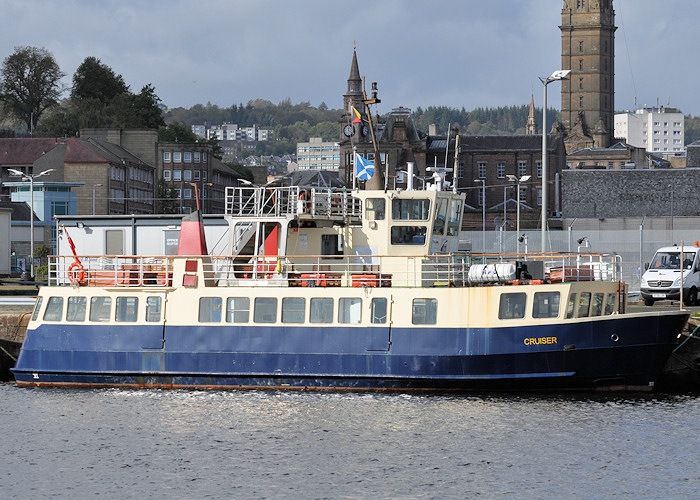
[63,225,78,257]
[351,106,362,123]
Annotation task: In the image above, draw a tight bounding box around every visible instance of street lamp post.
[92,183,103,215]
[539,69,570,253]
[474,179,486,251]
[8,168,55,279]
[507,174,531,255]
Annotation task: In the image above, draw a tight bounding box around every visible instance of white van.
[640,245,700,306]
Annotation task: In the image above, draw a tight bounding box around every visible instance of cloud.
[0,0,698,115]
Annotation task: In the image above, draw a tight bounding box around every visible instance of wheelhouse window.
[365,198,385,220]
[146,296,162,322]
[90,297,112,322]
[412,298,437,325]
[43,296,64,321]
[199,297,222,322]
[391,226,427,245]
[226,297,250,323]
[67,297,87,322]
[281,297,305,324]
[254,297,277,323]
[566,294,576,319]
[392,198,430,220]
[532,292,560,319]
[433,198,447,236]
[310,298,333,324]
[115,297,138,322]
[604,294,616,315]
[31,297,44,321]
[371,298,387,324]
[591,293,604,317]
[338,297,362,324]
[577,292,591,317]
[498,293,526,320]
[447,200,462,236]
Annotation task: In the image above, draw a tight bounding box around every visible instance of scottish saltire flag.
[355,153,374,180]
[352,106,362,123]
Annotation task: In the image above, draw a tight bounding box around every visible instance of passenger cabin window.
[31,297,44,321]
[391,226,427,245]
[433,198,447,235]
[321,234,343,259]
[310,298,333,324]
[90,297,112,322]
[365,198,385,220]
[412,298,437,325]
[447,200,462,236]
[66,297,87,322]
[116,297,138,322]
[226,297,250,323]
[532,292,560,319]
[282,297,305,323]
[604,294,616,315]
[199,297,222,322]
[392,199,430,220]
[146,296,162,322]
[591,293,604,316]
[371,298,387,324]
[43,297,64,321]
[577,292,592,317]
[338,298,362,324]
[254,297,277,323]
[499,293,526,320]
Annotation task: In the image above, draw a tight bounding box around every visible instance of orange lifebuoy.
[68,261,85,284]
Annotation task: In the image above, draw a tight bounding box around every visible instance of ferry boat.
[12,176,689,391]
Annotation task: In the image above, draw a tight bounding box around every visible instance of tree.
[0,46,65,134]
[158,121,199,143]
[127,84,166,128]
[71,56,129,103]
[155,178,179,214]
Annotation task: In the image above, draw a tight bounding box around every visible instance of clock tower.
[341,48,369,141]
[560,0,616,152]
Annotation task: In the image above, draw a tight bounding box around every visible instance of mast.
[362,79,384,190]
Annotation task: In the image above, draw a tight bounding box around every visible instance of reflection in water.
[2,384,698,498]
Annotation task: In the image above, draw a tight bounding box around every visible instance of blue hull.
[12,313,687,391]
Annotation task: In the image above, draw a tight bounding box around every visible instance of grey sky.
[1,0,695,115]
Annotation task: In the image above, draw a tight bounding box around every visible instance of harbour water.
[1,382,698,498]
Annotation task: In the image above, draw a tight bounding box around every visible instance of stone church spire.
[526,94,538,135]
[344,47,363,116]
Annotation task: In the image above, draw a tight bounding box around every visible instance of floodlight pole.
[539,69,570,253]
[8,168,55,279]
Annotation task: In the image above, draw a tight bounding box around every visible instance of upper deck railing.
[48,252,622,289]
[225,186,361,220]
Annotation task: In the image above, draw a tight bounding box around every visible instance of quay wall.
[0,313,29,344]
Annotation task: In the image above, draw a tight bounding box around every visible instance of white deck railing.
[48,252,622,288]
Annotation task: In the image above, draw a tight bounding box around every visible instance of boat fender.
[68,261,85,284]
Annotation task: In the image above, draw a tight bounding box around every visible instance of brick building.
[427,131,567,230]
